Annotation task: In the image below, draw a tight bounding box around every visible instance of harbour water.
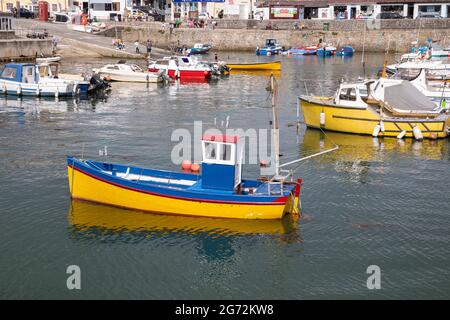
[0,53,449,299]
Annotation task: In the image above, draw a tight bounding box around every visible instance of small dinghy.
[36,56,62,64]
[227,61,281,71]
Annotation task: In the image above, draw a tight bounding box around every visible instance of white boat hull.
[98,71,162,83]
[0,78,77,97]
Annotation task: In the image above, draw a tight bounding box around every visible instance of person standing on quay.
[146,39,153,57]
[134,41,140,54]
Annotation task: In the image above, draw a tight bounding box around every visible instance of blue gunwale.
[68,156,294,205]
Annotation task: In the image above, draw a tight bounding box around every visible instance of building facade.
[257,1,450,19]
[0,0,68,14]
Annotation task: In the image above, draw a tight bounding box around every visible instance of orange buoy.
[190,163,200,172]
[181,160,191,171]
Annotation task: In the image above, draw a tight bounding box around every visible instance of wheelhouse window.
[339,88,357,101]
[220,144,232,161]
[1,67,17,79]
[204,142,217,160]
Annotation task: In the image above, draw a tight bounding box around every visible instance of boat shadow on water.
[67,200,303,252]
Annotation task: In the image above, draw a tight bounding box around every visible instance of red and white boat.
[148,56,212,80]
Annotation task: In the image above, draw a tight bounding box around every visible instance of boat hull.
[67,164,299,220]
[299,97,449,139]
[227,62,281,71]
[0,79,76,97]
[98,71,162,83]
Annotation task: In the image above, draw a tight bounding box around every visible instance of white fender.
[397,130,406,139]
[319,112,325,126]
[372,124,381,137]
[379,120,385,132]
[16,85,21,95]
[413,126,423,141]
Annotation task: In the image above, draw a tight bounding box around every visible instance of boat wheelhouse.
[256,39,283,56]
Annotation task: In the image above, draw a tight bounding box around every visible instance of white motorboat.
[0,63,78,97]
[148,56,212,80]
[94,62,164,83]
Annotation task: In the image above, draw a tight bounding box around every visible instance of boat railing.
[267,180,284,196]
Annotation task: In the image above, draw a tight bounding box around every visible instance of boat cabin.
[265,39,278,47]
[0,63,37,84]
[334,82,369,107]
[201,134,243,192]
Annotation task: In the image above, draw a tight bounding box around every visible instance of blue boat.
[336,45,355,57]
[189,43,212,55]
[316,46,337,57]
[290,45,319,55]
[256,39,282,56]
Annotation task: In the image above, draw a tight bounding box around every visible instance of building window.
[112,2,120,11]
[381,5,403,13]
[418,5,441,14]
[6,3,13,11]
[105,4,112,11]
[52,4,57,12]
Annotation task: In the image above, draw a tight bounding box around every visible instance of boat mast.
[270,74,280,177]
[362,23,366,79]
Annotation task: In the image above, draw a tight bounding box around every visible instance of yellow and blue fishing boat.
[227,61,281,71]
[67,75,303,220]
[67,134,301,220]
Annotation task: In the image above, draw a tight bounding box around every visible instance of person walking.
[146,39,153,57]
[134,41,140,54]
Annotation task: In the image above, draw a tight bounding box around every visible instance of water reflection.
[68,200,300,238]
[301,128,448,162]
[0,91,110,114]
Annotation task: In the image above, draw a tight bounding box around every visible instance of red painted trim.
[71,166,288,206]
[202,134,239,143]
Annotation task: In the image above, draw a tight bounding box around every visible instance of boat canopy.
[372,79,438,112]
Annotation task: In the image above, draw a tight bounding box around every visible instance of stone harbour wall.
[121,24,450,53]
[0,38,52,60]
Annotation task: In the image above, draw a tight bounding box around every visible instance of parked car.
[132,6,165,21]
[11,8,35,19]
[376,12,404,19]
[416,12,443,19]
